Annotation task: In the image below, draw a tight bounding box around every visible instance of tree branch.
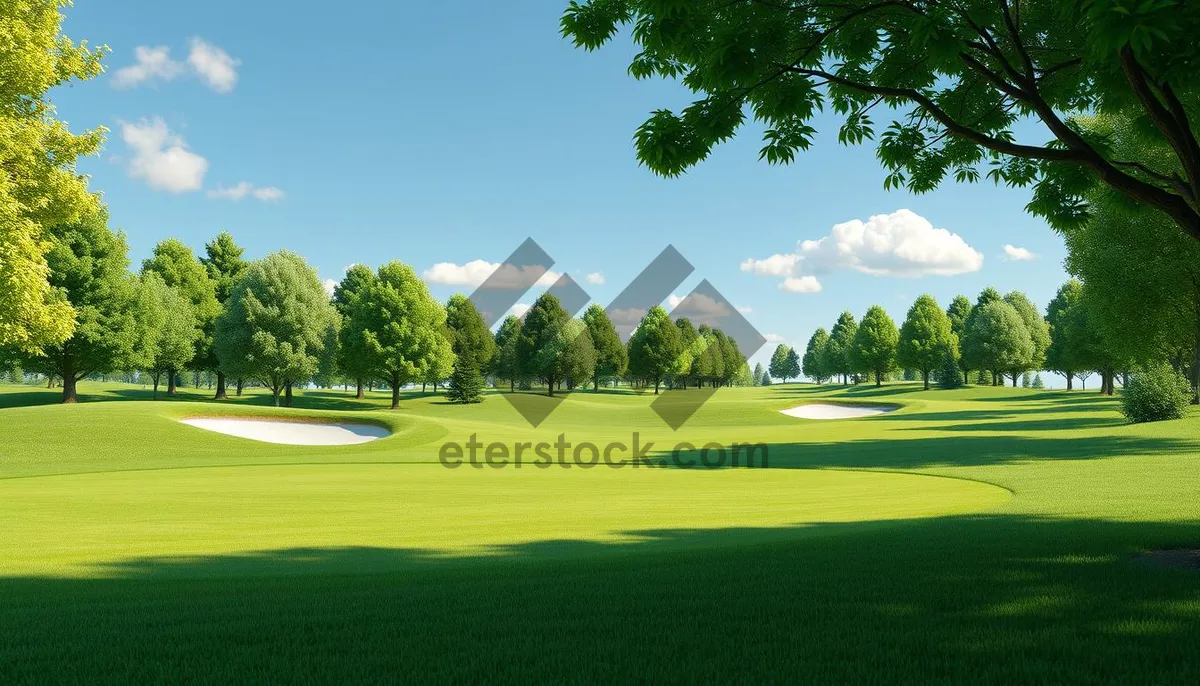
[1119,47,1200,209]
[998,0,1036,80]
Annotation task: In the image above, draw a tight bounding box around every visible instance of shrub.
[447,356,484,404]
[1120,362,1191,423]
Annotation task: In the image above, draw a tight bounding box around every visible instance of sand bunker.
[179,418,390,445]
[780,403,896,420]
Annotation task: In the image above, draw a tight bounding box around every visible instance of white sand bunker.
[780,403,896,420]
[180,418,390,445]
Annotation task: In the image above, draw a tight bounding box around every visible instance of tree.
[583,304,627,390]
[851,306,899,386]
[672,317,701,388]
[1032,373,1045,389]
[0,1,105,354]
[1003,291,1051,386]
[214,251,339,407]
[782,347,801,383]
[492,315,524,392]
[768,345,791,383]
[17,211,138,403]
[751,362,765,387]
[802,328,831,383]
[935,349,965,390]
[1062,176,1200,402]
[201,232,247,399]
[963,288,1004,384]
[562,1,1200,245]
[446,294,496,369]
[1045,280,1089,390]
[946,295,972,383]
[826,312,858,384]
[446,353,485,404]
[627,305,682,394]
[963,300,1034,386]
[537,318,595,391]
[332,264,378,399]
[898,295,958,390]
[141,239,219,396]
[134,273,198,400]
[350,261,454,409]
[518,293,571,396]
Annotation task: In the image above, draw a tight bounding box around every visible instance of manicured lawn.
[1,381,1198,682]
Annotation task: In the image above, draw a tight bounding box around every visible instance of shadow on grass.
[2,515,1198,682]
[665,432,1200,469]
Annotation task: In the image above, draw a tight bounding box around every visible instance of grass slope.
[1,381,1198,683]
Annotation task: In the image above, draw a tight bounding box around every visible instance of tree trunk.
[167,367,177,395]
[875,370,882,386]
[236,378,244,396]
[356,379,365,399]
[272,386,281,406]
[922,371,930,391]
[1012,373,1018,387]
[285,382,293,407]
[215,371,228,400]
[654,378,660,395]
[1066,373,1073,391]
[547,376,554,397]
[594,376,599,391]
[510,378,515,392]
[152,372,160,400]
[962,369,969,384]
[61,374,78,403]
[391,376,401,410]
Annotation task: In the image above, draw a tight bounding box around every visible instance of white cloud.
[111,39,239,93]
[737,305,752,314]
[740,253,800,277]
[586,272,605,285]
[187,38,240,93]
[742,209,982,290]
[322,279,337,298]
[509,303,531,318]
[111,45,185,88]
[120,118,208,193]
[763,333,786,343]
[779,276,823,293]
[1002,244,1037,261]
[208,182,286,202]
[423,260,561,288]
[666,294,684,309]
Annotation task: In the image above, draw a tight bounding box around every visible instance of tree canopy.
[627,305,682,393]
[826,311,859,383]
[898,294,957,390]
[851,305,899,386]
[802,328,831,383]
[583,303,627,389]
[214,251,338,407]
[134,272,198,399]
[562,0,1200,243]
[0,0,106,354]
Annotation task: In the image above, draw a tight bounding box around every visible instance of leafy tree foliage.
[200,232,247,398]
[628,305,682,394]
[935,349,965,390]
[446,353,485,404]
[352,261,453,409]
[898,295,957,390]
[142,239,218,395]
[583,304,627,389]
[851,306,899,386]
[446,294,496,369]
[214,251,339,407]
[768,345,794,383]
[826,311,858,383]
[1062,182,1200,401]
[1003,291,1051,385]
[518,293,571,396]
[963,300,1034,385]
[536,317,595,391]
[946,295,972,383]
[673,317,702,388]
[17,212,138,402]
[963,288,1004,384]
[333,264,378,399]
[562,0,1200,244]
[134,273,198,399]
[1045,280,1090,390]
[751,362,765,387]
[492,315,524,392]
[802,328,831,383]
[0,0,105,354]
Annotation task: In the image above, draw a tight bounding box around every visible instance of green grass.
[1,380,1199,683]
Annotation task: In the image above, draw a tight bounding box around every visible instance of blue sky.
[53,0,1070,377]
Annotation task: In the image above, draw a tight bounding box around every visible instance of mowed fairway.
[2,382,1199,683]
